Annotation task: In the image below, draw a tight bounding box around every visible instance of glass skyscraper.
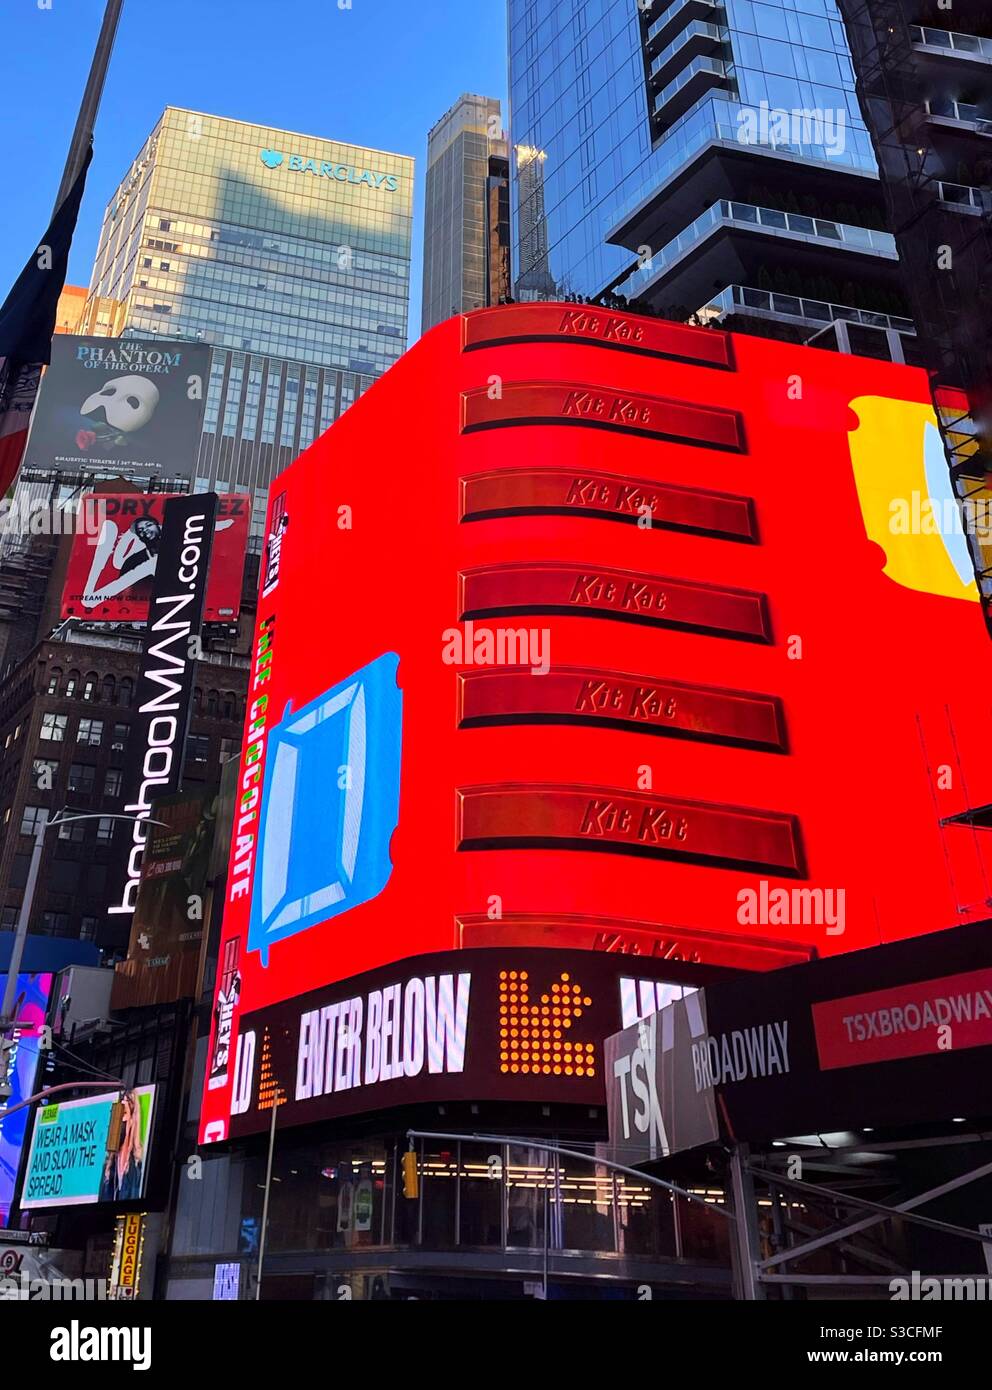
[508,0,915,356]
[84,107,413,543]
[421,95,510,332]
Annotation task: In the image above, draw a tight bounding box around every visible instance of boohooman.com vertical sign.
[108,493,218,937]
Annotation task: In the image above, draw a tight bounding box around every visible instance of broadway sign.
[605,918,992,1164]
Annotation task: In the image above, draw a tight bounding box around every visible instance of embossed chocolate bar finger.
[459,467,758,540]
[457,783,805,877]
[462,304,735,369]
[457,666,786,750]
[461,381,745,450]
[460,562,772,641]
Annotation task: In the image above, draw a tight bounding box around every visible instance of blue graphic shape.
[259,149,284,169]
[924,420,974,587]
[248,653,402,967]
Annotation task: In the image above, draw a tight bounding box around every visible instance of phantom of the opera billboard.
[200,303,992,1143]
[60,492,248,623]
[22,335,208,482]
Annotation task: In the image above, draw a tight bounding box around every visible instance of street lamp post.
[0,810,168,1034]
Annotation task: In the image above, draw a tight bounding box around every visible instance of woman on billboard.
[99,1091,146,1202]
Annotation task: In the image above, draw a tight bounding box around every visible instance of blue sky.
[0,0,508,336]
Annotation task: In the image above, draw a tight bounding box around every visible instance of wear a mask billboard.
[21,335,208,482]
[200,303,992,1144]
[20,1086,155,1210]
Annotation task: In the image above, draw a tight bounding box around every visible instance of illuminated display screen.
[200,303,992,1143]
[0,972,52,1226]
[20,1086,155,1210]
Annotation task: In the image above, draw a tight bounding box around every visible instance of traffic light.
[401,1147,419,1200]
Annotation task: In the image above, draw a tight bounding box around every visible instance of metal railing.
[650,22,724,81]
[654,56,729,116]
[696,284,915,333]
[647,0,716,48]
[608,102,877,237]
[912,25,992,61]
[620,200,895,299]
[925,97,992,131]
[936,180,991,211]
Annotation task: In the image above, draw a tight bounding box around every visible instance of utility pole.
[53,0,125,213]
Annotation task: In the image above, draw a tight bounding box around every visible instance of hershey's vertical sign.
[108,493,218,928]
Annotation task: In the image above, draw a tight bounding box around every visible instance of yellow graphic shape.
[849,396,978,603]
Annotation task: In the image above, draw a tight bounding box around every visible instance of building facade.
[837,1,992,612]
[0,634,247,949]
[421,95,510,332]
[508,0,920,357]
[84,107,414,542]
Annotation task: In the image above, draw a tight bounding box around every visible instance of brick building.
[0,634,247,951]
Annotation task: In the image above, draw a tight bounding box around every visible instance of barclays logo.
[258,149,397,192]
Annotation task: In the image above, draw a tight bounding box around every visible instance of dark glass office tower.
[422,96,511,331]
[508,0,918,359]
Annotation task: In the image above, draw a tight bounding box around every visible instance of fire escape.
[839,0,992,618]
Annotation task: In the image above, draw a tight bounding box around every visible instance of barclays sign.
[259,148,398,192]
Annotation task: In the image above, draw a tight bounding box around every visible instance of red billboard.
[200,303,992,1143]
[60,492,248,622]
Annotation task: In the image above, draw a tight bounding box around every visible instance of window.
[46,667,62,695]
[80,916,98,942]
[64,670,80,697]
[67,763,96,797]
[220,737,240,763]
[96,817,114,841]
[41,911,70,937]
[58,820,85,843]
[32,758,58,790]
[20,806,49,836]
[112,723,129,750]
[102,676,116,704]
[103,768,123,798]
[82,673,98,701]
[0,907,16,929]
[41,713,67,742]
[119,679,134,708]
[187,734,209,763]
[77,719,104,746]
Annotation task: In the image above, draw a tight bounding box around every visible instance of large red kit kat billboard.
[60,492,248,622]
[200,303,992,1142]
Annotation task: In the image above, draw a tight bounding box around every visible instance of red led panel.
[200,303,992,1143]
